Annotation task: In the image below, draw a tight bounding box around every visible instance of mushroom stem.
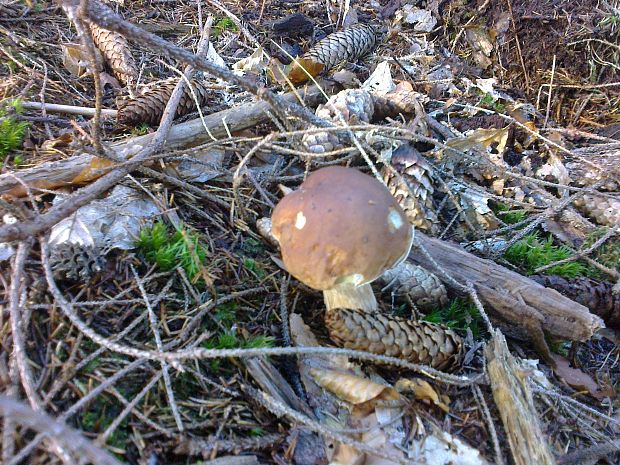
[323,283,377,313]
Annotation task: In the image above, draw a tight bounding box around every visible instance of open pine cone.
[117,78,216,126]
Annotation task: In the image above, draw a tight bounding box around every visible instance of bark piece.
[531,275,620,330]
[324,308,463,371]
[485,330,557,465]
[0,82,338,197]
[410,232,604,342]
[90,23,137,86]
[117,78,215,126]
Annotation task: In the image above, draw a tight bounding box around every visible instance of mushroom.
[271,165,413,312]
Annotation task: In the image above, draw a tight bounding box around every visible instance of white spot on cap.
[295,211,306,230]
[387,208,404,232]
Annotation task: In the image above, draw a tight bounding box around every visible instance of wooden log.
[0,82,336,197]
[410,232,604,342]
[485,330,557,465]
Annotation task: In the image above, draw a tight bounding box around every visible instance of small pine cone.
[383,143,439,233]
[305,23,379,72]
[531,275,620,330]
[302,89,374,153]
[315,89,374,124]
[89,23,138,86]
[117,79,215,126]
[325,308,463,371]
[573,194,620,227]
[372,90,423,120]
[565,153,619,191]
[50,243,106,281]
[379,261,448,312]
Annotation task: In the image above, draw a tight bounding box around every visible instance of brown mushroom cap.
[271,166,413,290]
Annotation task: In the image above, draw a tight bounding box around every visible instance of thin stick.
[131,264,185,432]
[0,396,123,465]
[21,101,118,118]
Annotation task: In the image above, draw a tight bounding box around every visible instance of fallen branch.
[0,396,123,465]
[0,82,335,198]
[410,232,604,342]
[485,331,557,465]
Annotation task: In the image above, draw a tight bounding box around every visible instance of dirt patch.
[445,0,620,128]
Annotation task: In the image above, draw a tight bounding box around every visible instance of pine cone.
[288,24,380,84]
[117,79,215,126]
[49,243,106,281]
[573,194,620,227]
[531,275,620,330]
[379,261,448,312]
[383,143,439,233]
[303,89,374,154]
[325,308,463,371]
[565,153,619,191]
[90,23,138,86]
[372,90,423,120]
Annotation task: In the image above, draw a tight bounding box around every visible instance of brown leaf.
[286,58,326,85]
[309,368,400,405]
[551,354,607,399]
[395,378,450,412]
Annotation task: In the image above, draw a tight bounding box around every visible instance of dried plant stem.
[98,372,162,444]
[131,264,185,432]
[0,396,123,465]
[8,360,147,465]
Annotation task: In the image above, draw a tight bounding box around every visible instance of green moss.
[214,301,238,325]
[130,122,150,136]
[423,298,483,338]
[213,17,238,37]
[504,232,588,278]
[0,99,29,160]
[137,221,208,283]
[583,228,620,274]
[243,257,266,278]
[494,202,528,225]
[203,330,275,350]
[478,93,505,112]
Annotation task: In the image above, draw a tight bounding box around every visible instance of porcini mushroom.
[271,166,413,312]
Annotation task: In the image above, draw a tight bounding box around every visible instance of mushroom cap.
[271,166,413,290]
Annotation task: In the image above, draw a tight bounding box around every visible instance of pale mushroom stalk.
[323,282,378,313]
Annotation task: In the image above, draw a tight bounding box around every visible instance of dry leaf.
[395,378,450,412]
[233,47,269,74]
[400,6,437,32]
[309,368,400,405]
[551,354,607,399]
[286,57,326,85]
[464,27,494,69]
[362,60,395,94]
[62,43,99,78]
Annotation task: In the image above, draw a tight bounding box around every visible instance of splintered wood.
[485,331,556,465]
[410,232,604,342]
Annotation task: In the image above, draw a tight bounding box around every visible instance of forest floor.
[0,0,619,464]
